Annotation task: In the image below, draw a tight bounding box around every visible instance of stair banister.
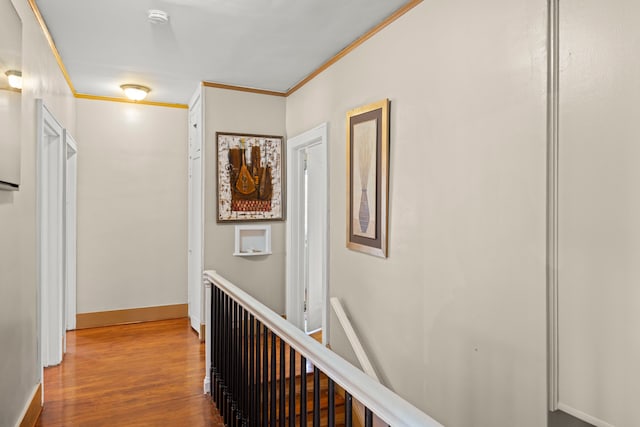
[204,269,443,427]
[330,297,380,383]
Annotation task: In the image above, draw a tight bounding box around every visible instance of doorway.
[187,89,204,339]
[286,123,329,344]
[37,100,66,368]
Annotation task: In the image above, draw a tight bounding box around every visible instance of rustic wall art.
[216,132,284,222]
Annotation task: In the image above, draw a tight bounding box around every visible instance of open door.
[286,123,329,344]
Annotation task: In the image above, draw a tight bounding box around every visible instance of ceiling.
[34,0,411,105]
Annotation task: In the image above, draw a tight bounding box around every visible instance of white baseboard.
[557,403,615,427]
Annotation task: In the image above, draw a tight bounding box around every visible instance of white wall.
[557,1,640,425]
[75,99,187,313]
[286,1,548,426]
[203,87,287,314]
[0,0,76,424]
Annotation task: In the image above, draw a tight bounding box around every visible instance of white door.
[286,123,329,344]
[187,90,203,337]
[304,144,324,333]
[37,100,65,368]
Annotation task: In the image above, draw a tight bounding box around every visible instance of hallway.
[36,318,223,426]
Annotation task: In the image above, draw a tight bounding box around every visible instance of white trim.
[547,0,560,412]
[205,270,442,427]
[330,297,379,382]
[286,123,329,345]
[188,86,205,339]
[557,403,615,427]
[63,130,78,331]
[37,99,66,370]
[203,277,212,394]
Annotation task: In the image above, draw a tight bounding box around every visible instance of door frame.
[286,123,329,345]
[37,100,66,369]
[64,130,78,332]
[188,87,205,339]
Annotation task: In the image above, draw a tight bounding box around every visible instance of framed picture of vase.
[216,132,285,222]
[346,99,390,258]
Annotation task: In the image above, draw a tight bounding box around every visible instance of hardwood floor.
[36,318,224,427]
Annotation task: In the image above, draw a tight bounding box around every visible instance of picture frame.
[346,99,390,258]
[216,132,285,222]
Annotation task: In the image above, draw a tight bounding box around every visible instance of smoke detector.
[147,9,169,24]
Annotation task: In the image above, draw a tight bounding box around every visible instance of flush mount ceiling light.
[5,70,22,89]
[147,9,169,24]
[120,84,151,101]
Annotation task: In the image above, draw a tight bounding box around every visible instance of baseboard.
[16,383,42,427]
[76,304,188,329]
[557,403,614,427]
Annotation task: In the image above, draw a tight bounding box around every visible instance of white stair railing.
[204,270,443,427]
[330,297,380,383]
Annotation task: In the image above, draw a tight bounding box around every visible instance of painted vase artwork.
[352,120,376,239]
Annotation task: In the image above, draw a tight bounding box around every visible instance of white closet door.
[558,1,640,425]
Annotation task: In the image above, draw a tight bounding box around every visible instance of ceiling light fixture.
[5,70,22,89]
[120,84,151,101]
[147,9,169,24]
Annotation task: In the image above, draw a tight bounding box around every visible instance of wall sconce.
[5,70,22,90]
[120,84,150,101]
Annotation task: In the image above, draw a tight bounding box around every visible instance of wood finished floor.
[36,318,224,427]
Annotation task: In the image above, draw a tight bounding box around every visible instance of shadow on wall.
[548,411,594,427]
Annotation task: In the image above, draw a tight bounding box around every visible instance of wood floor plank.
[36,318,223,427]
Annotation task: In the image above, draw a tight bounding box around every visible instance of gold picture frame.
[216,132,285,222]
[346,99,390,258]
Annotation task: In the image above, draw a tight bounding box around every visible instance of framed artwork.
[216,132,285,222]
[346,99,390,258]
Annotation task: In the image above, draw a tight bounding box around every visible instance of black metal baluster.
[300,356,307,427]
[263,325,269,426]
[221,293,228,423]
[279,339,285,427]
[237,304,243,427]
[211,286,217,401]
[230,301,236,424]
[213,286,219,403]
[345,392,353,427]
[364,407,373,427]
[270,331,276,427]
[256,320,262,426]
[233,301,240,427]
[249,315,255,426]
[312,367,320,427]
[224,295,233,425]
[328,378,335,427]
[243,308,249,425]
[219,291,225,421]
[218,288,224,408]
[289,347,295,427]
